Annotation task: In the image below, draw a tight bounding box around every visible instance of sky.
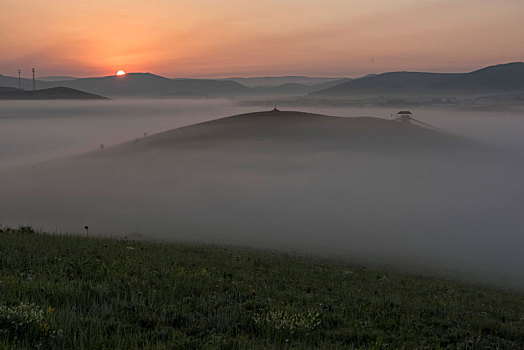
[1,0,523,78]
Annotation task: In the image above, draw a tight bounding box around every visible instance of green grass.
[0,227,523,349]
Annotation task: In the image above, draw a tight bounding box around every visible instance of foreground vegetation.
[0,227,523,349]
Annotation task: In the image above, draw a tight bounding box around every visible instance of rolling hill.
[2,62,522,99]
[3,109,522,290]
[0,86,107,100]
[2,228,523,348]
[0,73,251,98]
[250,78,351,95]
[0,75,54,91]
[312,62,524,98]
[60,73,251,97]
[223,76,347,87]
[431,62,524,93]
[312,72,461,97]
[101,110,470,157]
[38,76,78,81]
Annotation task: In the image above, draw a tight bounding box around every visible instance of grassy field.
[1,227,523,349]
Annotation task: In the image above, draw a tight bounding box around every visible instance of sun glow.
[116,70,126,76]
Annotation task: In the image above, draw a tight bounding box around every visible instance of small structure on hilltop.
[395,110,413,122]
[392,110,451,134]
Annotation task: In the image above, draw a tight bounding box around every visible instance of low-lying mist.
[1,100,524,288]
[0,99,252,169]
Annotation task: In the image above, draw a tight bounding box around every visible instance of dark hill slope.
[312,72,460,97]
[60,73,251,97]
[431,62,524,93]
[101,110,470,157]
[0,73,251,98]
[224,76,346,87]
[312,62,524,97]
[0,86,107,100]
[0,75,54,90]
[252,79,352,95]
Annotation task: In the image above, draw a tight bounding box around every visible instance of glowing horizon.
[1,0,523,78]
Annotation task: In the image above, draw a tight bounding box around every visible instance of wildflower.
[39,322,51,332]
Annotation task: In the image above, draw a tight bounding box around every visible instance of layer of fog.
[0,99,252,169]
[1,100,524,289]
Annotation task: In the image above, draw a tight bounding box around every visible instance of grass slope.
[1,228,523,349]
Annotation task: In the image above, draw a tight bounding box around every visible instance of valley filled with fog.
[1,99,524,288]
[0,99,255,169]
[2,100,523,169]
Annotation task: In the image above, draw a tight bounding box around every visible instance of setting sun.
[116,70,126,76]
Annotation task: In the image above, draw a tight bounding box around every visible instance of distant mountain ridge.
[0,73,252,98]
[222,76,347,87]
[59,73,252,97]
[431,62,524,93]
[313,72,461,96]
[1,62,522,99]
[312,62,524,97]
[0,73,351,98]
[250,78,352,95]
[38,76,78,82]
[0,86,107,100]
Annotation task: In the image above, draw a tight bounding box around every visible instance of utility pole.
[32,68,35,90]
[18,69,21,90]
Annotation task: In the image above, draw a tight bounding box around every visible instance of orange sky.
[1,0,523,78]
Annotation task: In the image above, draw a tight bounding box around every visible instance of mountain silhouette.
[312,72,460,96]
[59,73,251,97]
[431,62,524,93]
[223,76,347,87]
[99,110,472,157]
[250,79,351,95]
[2,62,522,99]
[312,62,524,97]
[0,73,251,98]
[0,86,107,100]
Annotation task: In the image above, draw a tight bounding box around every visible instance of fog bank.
[1,103,524,288]
[0,99,251,169]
